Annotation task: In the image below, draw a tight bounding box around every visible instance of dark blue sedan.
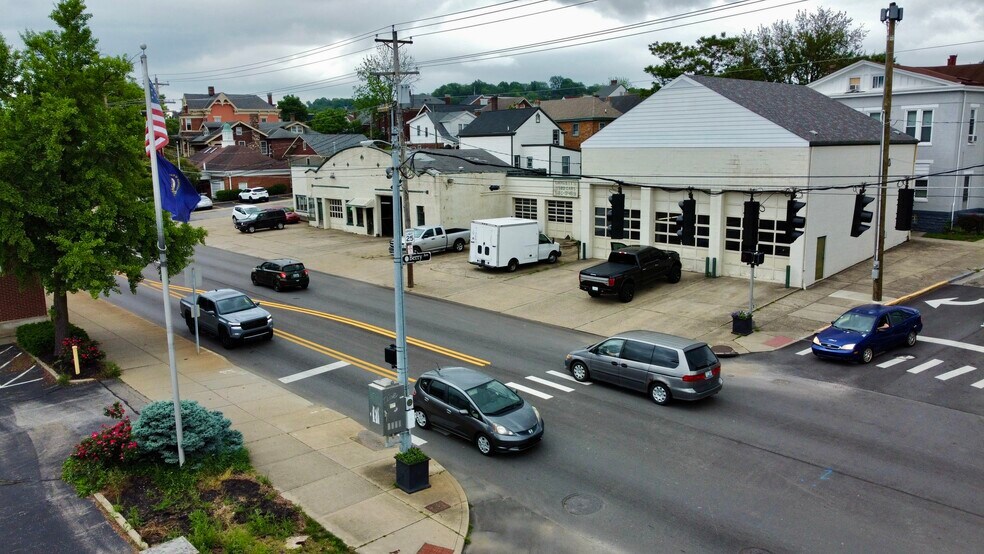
[812,304,923,364]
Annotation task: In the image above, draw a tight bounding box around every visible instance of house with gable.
[188,125,290,196]
[178,86,280,157]
[457,107,581,176]
[580,75,919,288]
[595,79,628,99]
[808,56,984,231]
[538,96,622,150]
[406,106,476,147]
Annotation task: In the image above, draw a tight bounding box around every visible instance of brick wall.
[0,273,47,323]
[562,120,610,151]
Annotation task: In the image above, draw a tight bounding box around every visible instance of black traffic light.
[742,201,760,252]
[850,192,874,237]
[607,193,625,240]
[783,199,806,243]
[896,188,914,231]
[675,198,696,242]
[384,344,397,368]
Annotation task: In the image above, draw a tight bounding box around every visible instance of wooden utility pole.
[874,2,903,301]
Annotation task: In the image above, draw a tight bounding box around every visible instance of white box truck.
[469,217,561,272]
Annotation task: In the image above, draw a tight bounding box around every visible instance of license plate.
[591,286,599,291]
[705,370,713,379]
[292,273,299,278]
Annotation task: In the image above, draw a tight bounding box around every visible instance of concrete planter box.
[395,458,431,494]
[732,316,754,336]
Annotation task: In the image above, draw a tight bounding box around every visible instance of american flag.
[145,85,169,155]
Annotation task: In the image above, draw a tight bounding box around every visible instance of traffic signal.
[675,198,696,242]
[895,188,914,231]
[783,199,806,243]
[741,201,760,252]
[850,192,874,237]
[607,193,625,240]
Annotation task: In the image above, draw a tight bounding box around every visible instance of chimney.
[444,95,451,105]
[490,95,498,111]
[208,85,215,96]
[268,93,273,105]
[947,54,957,66]
[610,79,618,86]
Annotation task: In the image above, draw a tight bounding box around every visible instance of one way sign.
[402,252,432,264]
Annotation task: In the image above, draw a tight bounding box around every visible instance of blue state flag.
[156,153,200,223]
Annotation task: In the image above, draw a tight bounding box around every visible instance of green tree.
[352,45,417,138]
[307,97,353,112]
[310,107,354,134]
[0,35,19,102]
[277,94,308,122]
[0,0,206,355]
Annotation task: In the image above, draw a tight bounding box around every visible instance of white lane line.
[506,382,553,400]
[935,366,976,381]
[0,378,42,389]
[0,346,12,356]
[279,361,349,384]
[0,352,22,371]
[1,365,35,389]
[411,435,427,446]
[918,336,984,354]
[971,379,984,389]
[546,370,592,385]
[796,348,812,356]
[525,376,575,392]
[878,356,913,368]
[907,359,944,374]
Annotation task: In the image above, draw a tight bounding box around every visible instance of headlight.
[565,354,572,361]
[532,406,541,421]
[266,315,273,322]
[812,336,820,345]
[229,323,241,328]
[840,343,856,350]
[493,423,514,436]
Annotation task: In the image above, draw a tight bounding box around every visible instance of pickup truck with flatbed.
[579,245,682,302]
[179,289,273,349]
[389,225,470,254]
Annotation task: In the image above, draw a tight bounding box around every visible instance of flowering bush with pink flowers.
[71,402,138,465]
[57,336,106,373]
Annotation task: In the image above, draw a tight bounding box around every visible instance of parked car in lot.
[284,209,301,224]
[235,208,287,233]
[579,245,682,302]
[812,304,922,364]
[389,225,470,254]
[413,367,544,456]
[239,187,269,203]
[178,289,273,349]
[195,194,213,210]
[251,258,309,291]
[565,330,722,405]
[232,204,261,223]
[469,217,561,272]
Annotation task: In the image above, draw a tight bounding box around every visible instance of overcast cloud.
[2,0,981,105]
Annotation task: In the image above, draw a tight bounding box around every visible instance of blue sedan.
[812,304,923,364]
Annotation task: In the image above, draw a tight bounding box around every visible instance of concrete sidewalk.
[67,293,468,554]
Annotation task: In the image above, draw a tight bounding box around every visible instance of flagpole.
[141,45,185,466]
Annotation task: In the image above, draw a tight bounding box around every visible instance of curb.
[32,354,98,385]
[93,492,149,550]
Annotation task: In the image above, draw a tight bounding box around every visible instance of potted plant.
[731,309,754,336]
[394,446,430,493]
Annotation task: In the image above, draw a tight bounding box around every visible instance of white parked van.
[469,217,561,272]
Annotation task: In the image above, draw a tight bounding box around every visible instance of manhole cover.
[562,493,603,515]
[739,548,773,554]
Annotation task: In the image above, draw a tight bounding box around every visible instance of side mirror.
[255,301,261,306]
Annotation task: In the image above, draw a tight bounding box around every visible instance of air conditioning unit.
[848,84,860,92]
[970,135,978,144]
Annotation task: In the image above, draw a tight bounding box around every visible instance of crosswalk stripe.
[935,366,976,381]
[411,435,427,446]
[546,370,592,385]
[918,336,984,354]
[279,361,349,383]
[796,348,812,356]
[907,359,944,374]
[971,379,984,389]
[878,356,913,368]
[506,382,553,400]
[526,376,574,392]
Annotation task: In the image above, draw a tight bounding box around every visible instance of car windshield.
[239,206,259,214]
[684,345,718,371]
[831,312,876,333]
[466,379,523,416]
[215,295,255,314]
[411,228,426,238]
[282,263,304,272]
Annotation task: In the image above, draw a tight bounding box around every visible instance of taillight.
[279,272,286,279]
[303,270,309,275]
[608,277,616,287]
[681,373,704,382]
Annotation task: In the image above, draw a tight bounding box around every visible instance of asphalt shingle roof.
[188,145,289,172]
[896,63,984,86]
[688,75,919,146]
[409,149,510,173]
[457,108,539,137]
[184,93,277,111]
[607,94,643,114]
[538,96,621,122]
[302,133,368,157]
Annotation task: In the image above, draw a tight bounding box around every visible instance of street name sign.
[402,252,432,264]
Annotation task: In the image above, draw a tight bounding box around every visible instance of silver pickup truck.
[389,225,470,254]
[178,289,273,349]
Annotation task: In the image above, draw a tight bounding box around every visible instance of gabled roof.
[608,94,643,114]
[300,133,368,157]
[458,108,543,137]
[475,97,532,112]
[688,75,918,146]
[189,145,289,173]
[894,63,984,86]
[184,93,277,111]
[538,96,622,122]
[422,102,474,113]
[410,149,510,173]
[596,83,624,98]
[259,122,312,139]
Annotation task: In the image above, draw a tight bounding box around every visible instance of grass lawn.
[922,230,983,242]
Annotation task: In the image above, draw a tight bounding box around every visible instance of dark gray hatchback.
[413,367,543,456]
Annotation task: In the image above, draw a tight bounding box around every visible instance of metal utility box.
[368,378,406,436]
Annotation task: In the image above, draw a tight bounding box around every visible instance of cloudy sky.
[2,0,982,105]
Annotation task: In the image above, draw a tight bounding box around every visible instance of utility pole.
[874,2,903,301]
[154,74,180,170]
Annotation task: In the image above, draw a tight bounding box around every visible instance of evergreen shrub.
[132,400,243,465]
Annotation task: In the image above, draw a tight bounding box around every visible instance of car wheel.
[273,281,282,292]
[860,347,874,364]
[453,239,465,252]
[618,281,635,302]
[413,246,422,254]
[185,315,195,334]
[414,409,430,429]
[667,264,682,284]
[276,222,284,230]
[570,361,589,382]
[547,252,558,264]
[905,330,918,347]
[475,433,494,456]
[250,273,259,286]
[247,225,256,234]
[649,382,670,405]
[301,282,308,290]
[587,290,600,298]
[264,331,274,341]
[219,328,236,350]
[507,259,519,272]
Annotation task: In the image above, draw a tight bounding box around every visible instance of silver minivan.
[564,330,722,405]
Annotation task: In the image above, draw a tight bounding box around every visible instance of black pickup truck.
[579,245,682,302]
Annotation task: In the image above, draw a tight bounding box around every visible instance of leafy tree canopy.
[307,97,354,112]
[309,107,359,134]
[0,0,206,354]
[431,75,605,102]
[277,94,308,122]
[353,44,418,138]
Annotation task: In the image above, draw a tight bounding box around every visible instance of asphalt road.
[105,245,984,553]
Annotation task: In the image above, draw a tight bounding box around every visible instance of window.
[724,216,789,257]
[963,175,970,202]
[260,117,267,123]
[428,380,448,403]
[183,118,191,130]
[416,125,420,136]
[459,123,465,133]
[651,345,679,367]
[291,126,302,134]
[872,75,885,89]
[888,310,907,326]
[260,141,268,155]
[915,179,928,200]
[425,127,428,137]
[237,140,245,146]
[416,205,425,226]
[905,109,933,143]
[235,127,243,136]
[345,205,354,225]
[594,206,640,239]
[596,339,623,358]
[514,197,536,219]
[513,155,521,168]
[868,111,882,123]
[969,108,977,142]
[356,207,364,227]
[552,129,560,145]
[214,116,222,122]
[296,195,309,216]
[621,341,655,364]
[561,156,571,175]
[328,198,343,219]
[848,76,861,92]
[448,389,471,411]
[535,113,541,123]
[526,156,533,169]
[599,122,606,130]
[546,200,573,223]
[572,123,580,137]
[655,212,709,248]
